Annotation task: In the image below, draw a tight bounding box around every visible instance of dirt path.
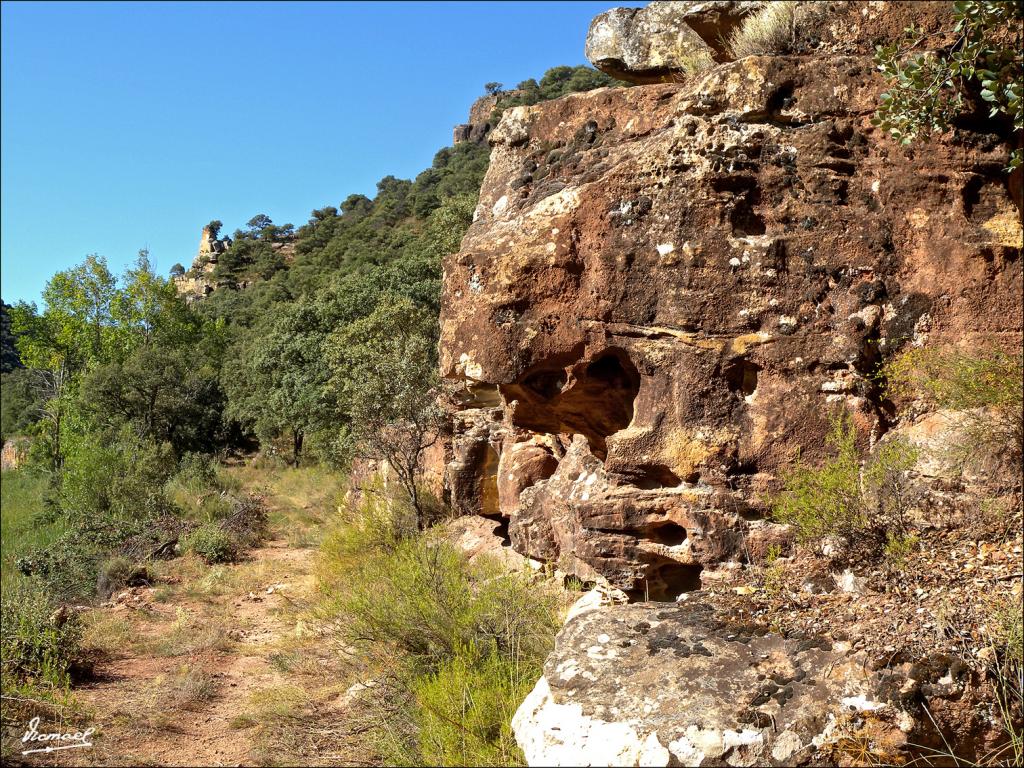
[34,468,371,768]
[63,540,316,766]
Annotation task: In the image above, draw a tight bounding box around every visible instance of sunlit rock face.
[439,52,1022,595]
[511,594,917,767]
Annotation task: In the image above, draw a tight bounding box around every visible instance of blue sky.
[1,0,634,304]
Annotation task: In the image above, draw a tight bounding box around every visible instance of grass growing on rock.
[772,412,919,556]
[727,1,836,58]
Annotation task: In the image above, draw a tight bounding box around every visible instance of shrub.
[882,532,919,571]
[183,523,236,563]
[318,484,561,766]
[95,555,151,599]
[406,644,530,767]
[884,346,1023,480]
[218,493,269,550]
[1,577,82,692]
[773,412,919,555]
[727,1,835,58]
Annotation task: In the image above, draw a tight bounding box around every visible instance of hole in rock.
[523,369,567,400]
[724,359,761,397]
[647,522,688,547]
[730,200,766,236]
[622,464,683,489]
[961,175,1005,222]
[630,562,704,602]
[487,516,512,548]
[504,349,641,459]
[766,81,796,116]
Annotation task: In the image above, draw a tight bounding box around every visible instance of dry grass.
[727,1,835,58]
[144,607,233,657]
[80,612,136,659]
[161,664,219,711]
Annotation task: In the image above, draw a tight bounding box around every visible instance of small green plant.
[0,577,82,693]
[773,412,919,555]
[873,1,1023,170]
[761,543,787,596]
[882,532,919,571]
[182,523,236,564]
[726,1,835,59]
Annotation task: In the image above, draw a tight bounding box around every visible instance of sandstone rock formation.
[173,224,232,301]
[1,436,31,471]
[439,3,1021,763]
[585,1,763,83]
[453,90,523,145]
[440,19,1021,598]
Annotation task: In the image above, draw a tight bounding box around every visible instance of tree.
[206,220,223,239]
[80,344,224,456]
[484,81,503,96]
[326,296,443,524]
[1,368,43,442]
[1,300,22,373]
[169,263,186,278]
[245,214,273,236]
[222,294,352,465]
[873,0,1023,170]
[8,253,209,470]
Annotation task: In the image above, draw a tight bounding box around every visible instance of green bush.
[183,523,236,563]
[885,346,1023,480]
[407,644,531,767]
[318,484,560,766]
[873,1,1023,171]
[1,577,82,692]
[773,413,919,554]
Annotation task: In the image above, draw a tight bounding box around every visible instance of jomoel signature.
[21,716,95,755]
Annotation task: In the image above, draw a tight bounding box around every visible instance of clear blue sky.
[2,0,634,304]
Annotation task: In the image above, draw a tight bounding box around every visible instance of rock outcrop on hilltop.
[439,1,1021,764]
[453,92,521,146]
[173,225,232,301]
[585,0,763,82]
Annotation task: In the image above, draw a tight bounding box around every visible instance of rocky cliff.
[173,225,233,301]
[439,1,1022,764]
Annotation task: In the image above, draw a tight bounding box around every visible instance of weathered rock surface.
[453,90,523,146]
[586,2,959,84]
[1,436,31,471]
[585,1,735,84]
[440,50,1022,594]
[512,594,920,766]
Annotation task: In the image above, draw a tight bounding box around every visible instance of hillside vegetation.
[0,66,610,764]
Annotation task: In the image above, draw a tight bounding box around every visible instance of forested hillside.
[0,65,614,761]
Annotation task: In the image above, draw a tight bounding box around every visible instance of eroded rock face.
[585,1,733,84]
[512,595,917,766]
[439,52,1022,594]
